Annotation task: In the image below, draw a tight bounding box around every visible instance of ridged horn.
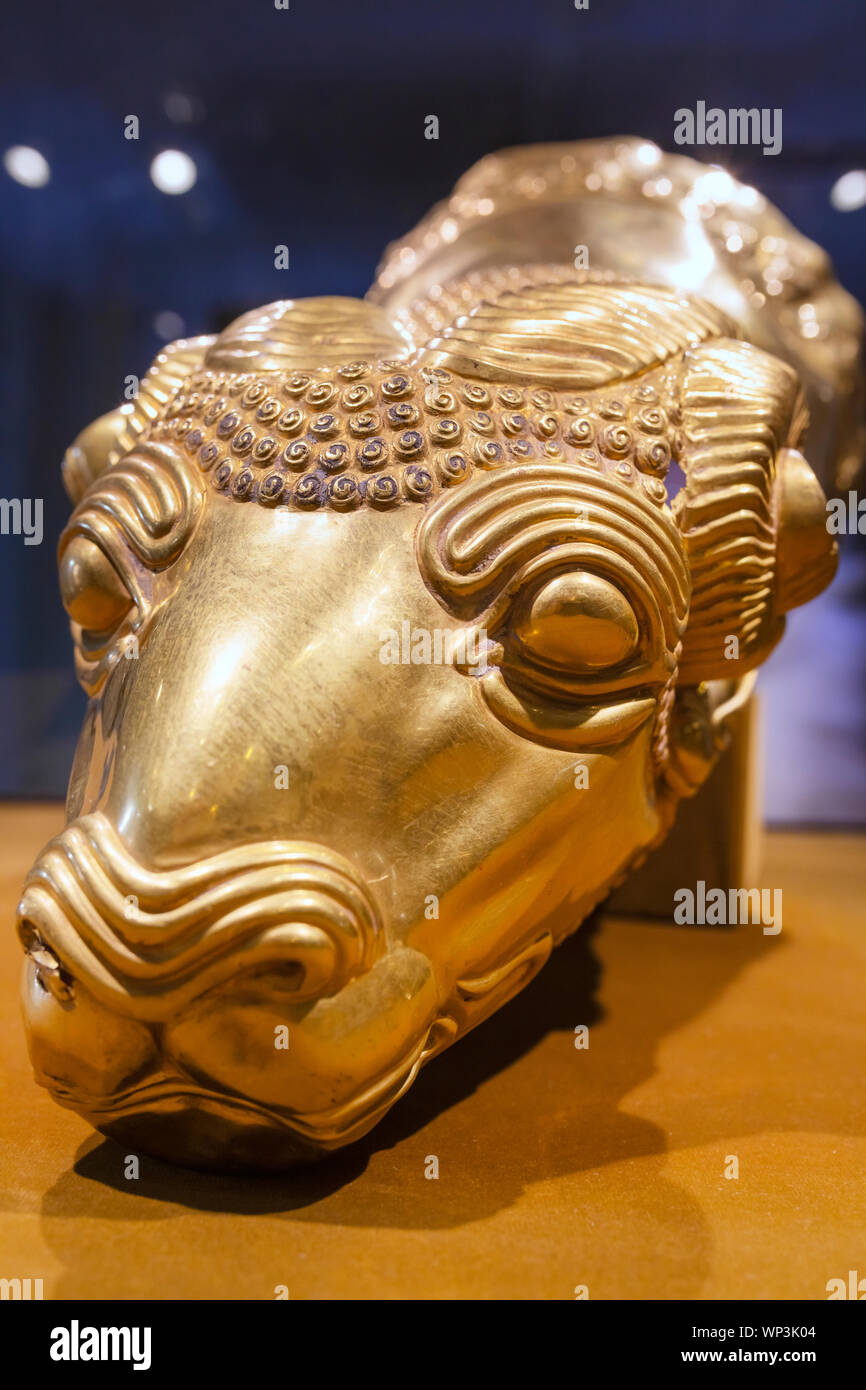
[418,279,734,387]
[203,297,412,373]
[674,338,837,683]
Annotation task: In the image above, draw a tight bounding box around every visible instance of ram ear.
[61,336,215,506]
[775,445,838,610]
[674,338,837,684]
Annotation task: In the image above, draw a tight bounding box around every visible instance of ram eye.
[512,572,639,671]
[59,535,133,633]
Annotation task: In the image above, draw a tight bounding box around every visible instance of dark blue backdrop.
[1,0,864,814]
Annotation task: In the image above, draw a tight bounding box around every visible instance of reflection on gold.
[16,140,845,1170]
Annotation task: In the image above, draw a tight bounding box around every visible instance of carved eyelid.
[58,446,204,692]
[58,514,148,696]
[417,465,690,637]
[494,552,675,692]
[416,468,689,742]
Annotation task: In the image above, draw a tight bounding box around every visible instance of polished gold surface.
[17,142,842,1171]
[370,137,864,489]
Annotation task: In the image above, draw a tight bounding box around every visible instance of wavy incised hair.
[58,281,836,694]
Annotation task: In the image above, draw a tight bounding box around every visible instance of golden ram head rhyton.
[17,141,844,1171]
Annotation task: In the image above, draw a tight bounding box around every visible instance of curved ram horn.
[417,279,733,388]
[368,137,864,493]
[413,282,836,689]
[674,337,837,683]
[203,296,412,373]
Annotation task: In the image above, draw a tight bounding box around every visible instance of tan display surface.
[3,803,863,1300]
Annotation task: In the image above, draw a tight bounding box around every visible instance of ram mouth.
[37,1017,454,1167]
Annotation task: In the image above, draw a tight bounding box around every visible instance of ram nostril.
[18,919,75,1004]
[239,960,306,996]
[17,816,385,1031]
[18,916,40,953]
[229,918,347,1003]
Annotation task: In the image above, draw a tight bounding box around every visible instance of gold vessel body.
[17,141,853,1170]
